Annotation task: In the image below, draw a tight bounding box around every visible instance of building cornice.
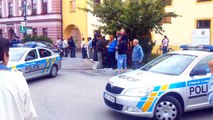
[0,13,61,23]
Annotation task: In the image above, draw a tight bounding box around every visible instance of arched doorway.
[64,24,81,48]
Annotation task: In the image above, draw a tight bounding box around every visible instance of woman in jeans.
[106,35,117,69]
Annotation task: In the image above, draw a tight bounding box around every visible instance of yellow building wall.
[153,0,213,52]
[62,0,88,41]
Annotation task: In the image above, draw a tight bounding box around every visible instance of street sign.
[20,26,27,33]
[20,22,27,33]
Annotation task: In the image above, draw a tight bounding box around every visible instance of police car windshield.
[141,54,197,75]
[9,49,27,61]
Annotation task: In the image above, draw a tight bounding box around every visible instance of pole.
[24,0,27,36]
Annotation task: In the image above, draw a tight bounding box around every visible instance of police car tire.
[153,96,182,120]
[49,65,58,78]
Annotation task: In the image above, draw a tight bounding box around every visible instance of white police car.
[8,47,61,80]
[104,45,213,120]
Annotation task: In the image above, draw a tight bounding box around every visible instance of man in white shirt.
[0,36,37,120]
[62,38,69,57]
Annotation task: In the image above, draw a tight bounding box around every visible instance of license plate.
[104,93,115,103]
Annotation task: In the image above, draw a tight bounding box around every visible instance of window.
[32,0,37,15]
[8,2,13,17]
[32,28,37,36]
[42,28,48,36]
[9,49,27,61]
[69,0,76,12]
[141,54,197,75]
[42,0,47,14]
[25,50,38,61]
[162,16,172,23]
[197,20,211,29]
[0,29,2,36]
[38,49,52,58]
[94,0,100,4]
[197,0,211,2]
[0,1,2,18]
[190,56,213,76]
[163,0,172,5]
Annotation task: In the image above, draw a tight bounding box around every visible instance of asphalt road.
[28,70,213,120]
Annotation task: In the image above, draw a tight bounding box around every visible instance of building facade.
[153,0,213,51]
[0,0,62,42]
[62,0,101,48]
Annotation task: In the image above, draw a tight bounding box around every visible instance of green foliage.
[81,0,178,54]
[23,35,53,44]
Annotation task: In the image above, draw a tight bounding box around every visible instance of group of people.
[81,28,144,74]
[56,36,77,58]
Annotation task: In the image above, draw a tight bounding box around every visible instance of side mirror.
[190,69,207,76]
[25,56,34,61]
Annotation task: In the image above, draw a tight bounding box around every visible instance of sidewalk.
[61,51,132,75]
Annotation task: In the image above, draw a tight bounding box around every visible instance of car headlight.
[124,87,154,97]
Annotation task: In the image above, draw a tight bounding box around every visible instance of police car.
[104,45,213,120]
[8,47,61,80]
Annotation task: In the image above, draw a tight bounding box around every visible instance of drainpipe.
[60,0,63,39]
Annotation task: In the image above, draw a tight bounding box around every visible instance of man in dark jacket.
[68,36,76,58]
[117,38,128,74]
[96,35,105,69]
[92,35,98,61]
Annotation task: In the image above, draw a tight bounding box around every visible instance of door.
[187,55,213,108]
[38,48,53,75]
[24,49,40,79]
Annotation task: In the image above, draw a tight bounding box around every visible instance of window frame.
[0,1,2,18]
[42,0,47,14]
[32,28,37,36]
[8,2,13,17]
[42,28,48,36]
[190,55,213,76]
[197,0,212,2]
[0,29,2,37]
[38,49,52,58]
[196,20,211,29]
[69,0,76,12]
[25,49,38,61]
[31,0,37,15]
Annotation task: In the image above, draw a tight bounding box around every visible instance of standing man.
[117,37,128,74]
[132,39,144,70]
[81,38,88,59]
[87,37,93,59]
[92,35,98,61]
[68,36,76,58]
[162,35,169,54]
[96,35,105,69]
[62,38,69,57]
[0,36,37,120]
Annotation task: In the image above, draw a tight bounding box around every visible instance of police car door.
[187,55,213,108]
[24,49,40,79]
[38,48,53,75]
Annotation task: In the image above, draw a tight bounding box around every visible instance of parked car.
[8,47,61,80]
[104,45,213,120]
[24,41,59,53]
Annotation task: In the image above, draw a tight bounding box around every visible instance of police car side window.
[39,49,52,58]
[191,56,213,75]
[25,50,38,61]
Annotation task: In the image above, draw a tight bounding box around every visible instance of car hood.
[109,70,184,89]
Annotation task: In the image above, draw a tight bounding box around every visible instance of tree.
[82,0,178,55]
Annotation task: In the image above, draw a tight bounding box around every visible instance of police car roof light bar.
[180,45,213,51]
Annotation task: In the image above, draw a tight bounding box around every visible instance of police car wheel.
[49,65,58,78]
[153,96,182,120]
